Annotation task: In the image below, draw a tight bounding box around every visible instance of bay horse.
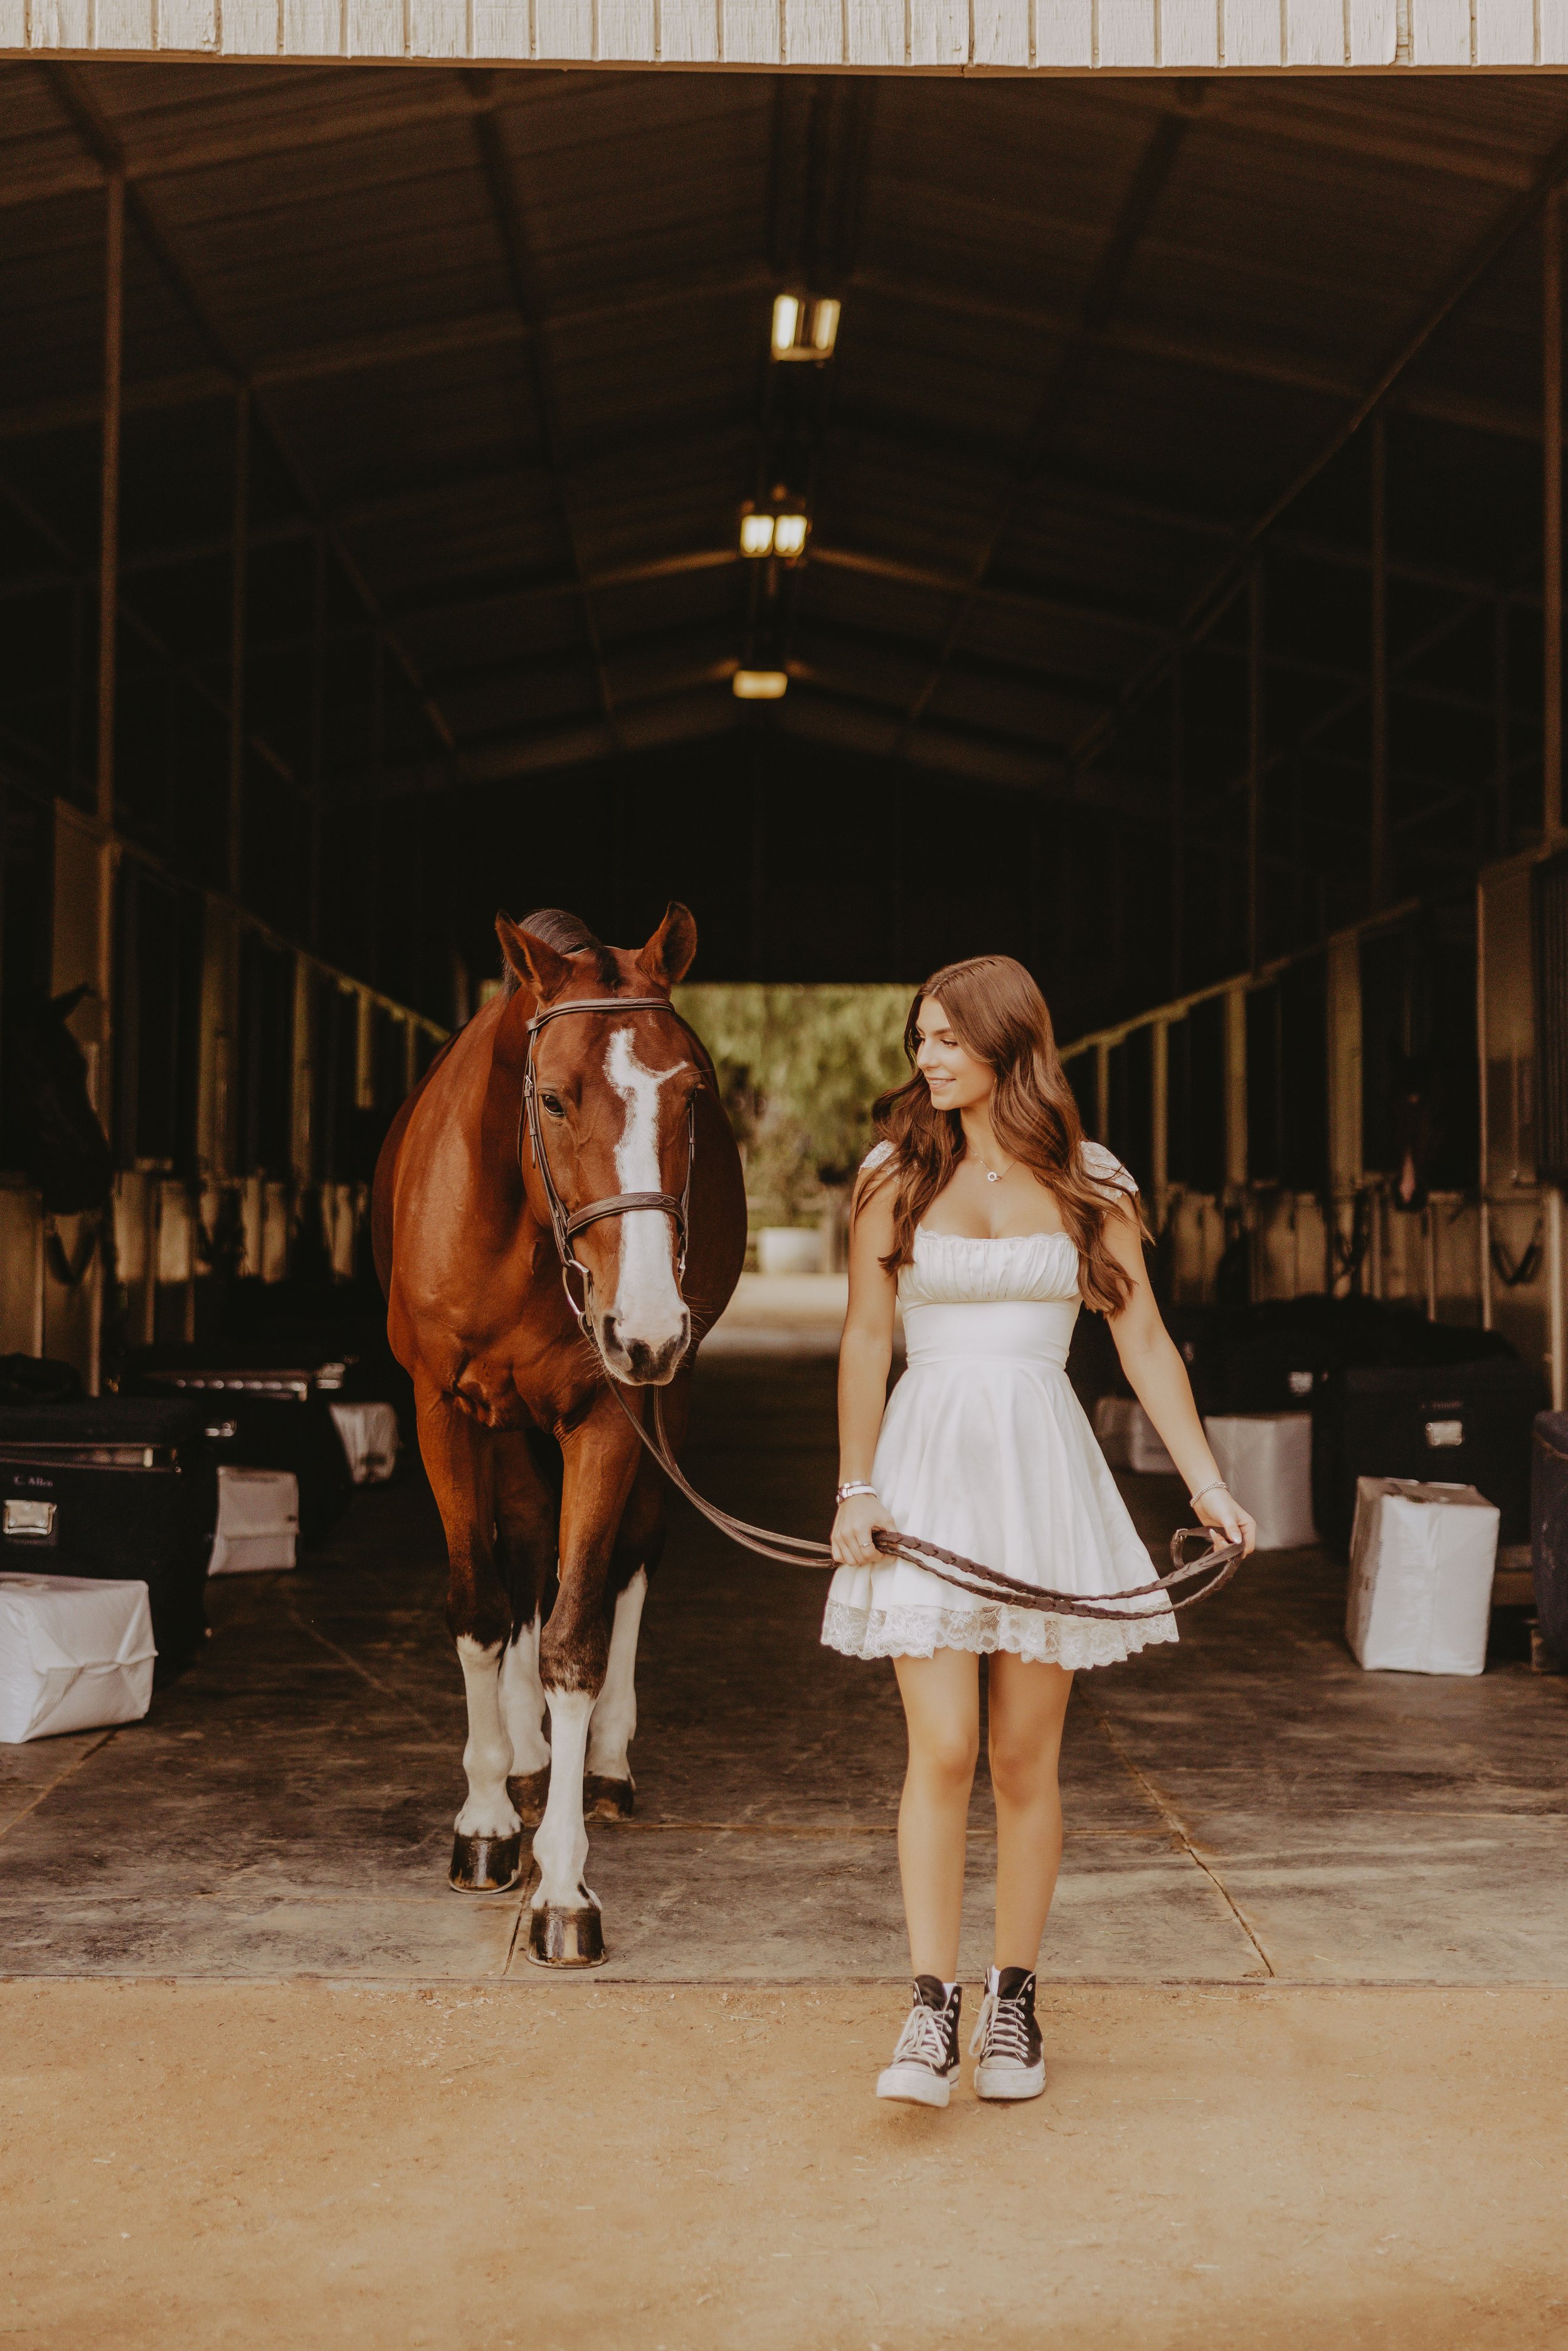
[373,904,746,1964]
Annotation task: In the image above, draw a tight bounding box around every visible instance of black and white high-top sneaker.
[876,1977,963,2107]
[970,1966,1046,2102]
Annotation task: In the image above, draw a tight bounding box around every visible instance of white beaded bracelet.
[1189,1478,1229,1509]
[835,1480,879,1505]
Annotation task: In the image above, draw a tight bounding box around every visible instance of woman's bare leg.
[891,1649,980,1979]
[986,1654,1074,1970]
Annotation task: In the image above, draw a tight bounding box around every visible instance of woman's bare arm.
[830,1170,902,1568]
[1099,1200,1256,1555]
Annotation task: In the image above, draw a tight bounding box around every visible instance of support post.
[89,172,125,1399]
[1247,565,1263,975]
[307,528,326,953]
[1170,655,1185,997]
[1546,192,1564,844]
[1370,410,1389,910]
[226,388,250,901]
[1476,875,1495,1330]
[1550,1186,1565,1412]
[1493,595,1510,859]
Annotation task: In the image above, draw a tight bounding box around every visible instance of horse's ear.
[637,902,697,991]
[495,915,571,1004]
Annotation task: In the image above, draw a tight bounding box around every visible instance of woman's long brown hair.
[860,955,1145,1315]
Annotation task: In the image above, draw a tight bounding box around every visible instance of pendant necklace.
[973,1144,1010,1185]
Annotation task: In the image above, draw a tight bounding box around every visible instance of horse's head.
[497,903,702,1386]
[3,985,113,1216]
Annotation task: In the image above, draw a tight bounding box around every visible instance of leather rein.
[521,994,1246,1623]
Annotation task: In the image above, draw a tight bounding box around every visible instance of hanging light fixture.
[733,669,789,700]
[771,290,841,363]
[738,499,810,562]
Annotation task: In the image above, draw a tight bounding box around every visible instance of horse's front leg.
[529,1394,642,1966]
[583,1374,687,1818]
[417,1390,522,1894]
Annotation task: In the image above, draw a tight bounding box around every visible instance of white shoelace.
[892,2000,953,2071]
[970,1990,1033,2066]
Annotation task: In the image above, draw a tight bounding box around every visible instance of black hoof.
[507,1768,551,1827]
[584,1773,635,1822]
[527,1901,607,1968]
[449,1829,522,1892]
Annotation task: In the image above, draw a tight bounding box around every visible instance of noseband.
[521,996,699,1340]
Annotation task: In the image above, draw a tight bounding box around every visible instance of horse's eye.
[541,1093,566,1120]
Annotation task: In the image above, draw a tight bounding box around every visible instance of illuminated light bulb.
[771,293,800,356]
[772,513,808,558]
[733,669,788,701]
[739,512,775,556]
[809,297,840,354]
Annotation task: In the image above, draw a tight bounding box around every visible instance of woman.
[825,955,1254,2110]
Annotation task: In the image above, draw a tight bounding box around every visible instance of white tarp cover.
[208,1465,299,1576]
[1204,1413,1316,1551]
[1091,1394,1176,1477]
[1346,1478,1500,1677]
[0,1573,156,1744]
[329,1401,401,1485]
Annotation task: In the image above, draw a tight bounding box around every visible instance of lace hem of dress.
[820,1596,1177,1670]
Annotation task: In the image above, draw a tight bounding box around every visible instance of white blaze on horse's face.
[598,1024,692,1384]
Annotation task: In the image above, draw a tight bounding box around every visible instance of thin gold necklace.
[972,1142,1011,1185]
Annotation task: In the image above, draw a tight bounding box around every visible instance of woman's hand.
[831,1491,899,1568]
[1195,1485,1257,1557]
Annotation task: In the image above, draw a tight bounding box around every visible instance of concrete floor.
[2,1345,1566,1988]
[6,1334,1568,2350]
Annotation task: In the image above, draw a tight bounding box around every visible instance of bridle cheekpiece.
[519,995,699,1340]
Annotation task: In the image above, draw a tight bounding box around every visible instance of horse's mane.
[499,908,619,996]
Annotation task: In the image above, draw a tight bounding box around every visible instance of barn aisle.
[3,1344,1567,1988]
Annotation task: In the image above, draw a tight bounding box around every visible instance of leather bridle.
[519,992,1245,1620]
[521,995,699,1343]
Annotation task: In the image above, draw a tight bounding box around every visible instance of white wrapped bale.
[1204,1413,1316,1551]
[329,1401,400,1485]
[208,1466,299,1576]
[1346,1478,1500,1676]
[0,1573,155,1743]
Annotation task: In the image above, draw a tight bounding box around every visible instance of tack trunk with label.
[1311,1359,1544,1554]
[0,1400,219,1670]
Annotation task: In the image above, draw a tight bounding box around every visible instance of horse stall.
[4,48,1568,2351]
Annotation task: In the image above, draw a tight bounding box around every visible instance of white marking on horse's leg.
[605,1027,687,1352]
[587,1568,647,1784]
[453,1636,521,1838]
[530,1688,596,1910]
[498,1612,551,1776]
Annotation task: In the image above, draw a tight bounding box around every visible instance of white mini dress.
[820,1141,1179,1673]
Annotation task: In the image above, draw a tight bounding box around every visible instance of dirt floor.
[3,1979,1564,2351]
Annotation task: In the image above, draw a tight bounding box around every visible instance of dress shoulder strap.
[1079,1139,1138,1198]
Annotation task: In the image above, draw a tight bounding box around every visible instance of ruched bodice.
[900,1227,1082,1374]
[821,1142,1177,1672]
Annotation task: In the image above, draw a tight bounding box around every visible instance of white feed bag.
[329,1400,401,1485]
[1093,1395,1177,1475]
[0,1573,155,1743]
[1204,1413,1316,1551]
[1346,1478,1499,1677]
[1092,1394,1132,1466]
[208,1465,299,1576]
[1126,1404,1177,1477]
